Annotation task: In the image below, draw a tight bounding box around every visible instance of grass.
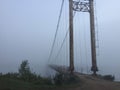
[0,77,34,90]
[0,77,81,90]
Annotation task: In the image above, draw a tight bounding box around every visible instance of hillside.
[0,74,120,90]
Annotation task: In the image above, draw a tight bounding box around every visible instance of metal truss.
[73,0,90,12]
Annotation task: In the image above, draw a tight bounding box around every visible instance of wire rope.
[94,0,100,56]
[53,12,76,63]
[48,0,65,63]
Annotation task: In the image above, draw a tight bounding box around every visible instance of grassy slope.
[0,75,120,90]
[0,77,56,90]
[0,77,34,90]
[0,77,77,90]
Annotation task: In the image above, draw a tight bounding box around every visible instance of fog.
[0,0,120,81]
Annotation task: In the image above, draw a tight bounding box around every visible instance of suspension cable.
[53,12,76,62]
[94,0,100,56]
[48,0,65,62]
[82,13,89,74]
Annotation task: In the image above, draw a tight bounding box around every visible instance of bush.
[0,73,2,76]
[103,75,115,81]
[2,72,19,79]
[54,73,63,85]
[54,73,80,85]
[0,60,53,86]
[18,60,33,81]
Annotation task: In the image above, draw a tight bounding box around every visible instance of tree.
[19,60,31,81]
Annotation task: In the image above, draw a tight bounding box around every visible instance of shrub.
[103,75,115,81]
[54,73,63,85]
[54,73,80,85]
[2,72,19,79]
[18,60,32,81]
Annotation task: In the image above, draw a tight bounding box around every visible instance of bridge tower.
[69,0,74,74]
[69,0,98,75]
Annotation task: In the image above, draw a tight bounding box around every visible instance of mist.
[0,0,120,81]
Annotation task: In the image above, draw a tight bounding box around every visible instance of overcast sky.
[0,0,120,80]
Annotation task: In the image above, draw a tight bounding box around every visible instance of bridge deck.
[49,64,70,74]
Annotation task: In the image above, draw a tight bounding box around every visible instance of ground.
[0,74,120,90]
[74,74,120,90]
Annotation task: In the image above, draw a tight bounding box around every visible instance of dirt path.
[69,74,120,90]
[47,74,120,90]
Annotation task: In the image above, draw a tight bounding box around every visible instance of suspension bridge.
[48,0,99,76]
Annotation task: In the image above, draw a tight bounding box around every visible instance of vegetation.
[54,73,80,85]
[18,60,32,81]
[0,60,116,90]
[102,75,115,81]
[0,60,53,88]
[97,74,115,81]
[0,60,81,90]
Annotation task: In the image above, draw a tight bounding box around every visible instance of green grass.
[0,77,34,90]
[0,77,81,90]
[0,77,53,90]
